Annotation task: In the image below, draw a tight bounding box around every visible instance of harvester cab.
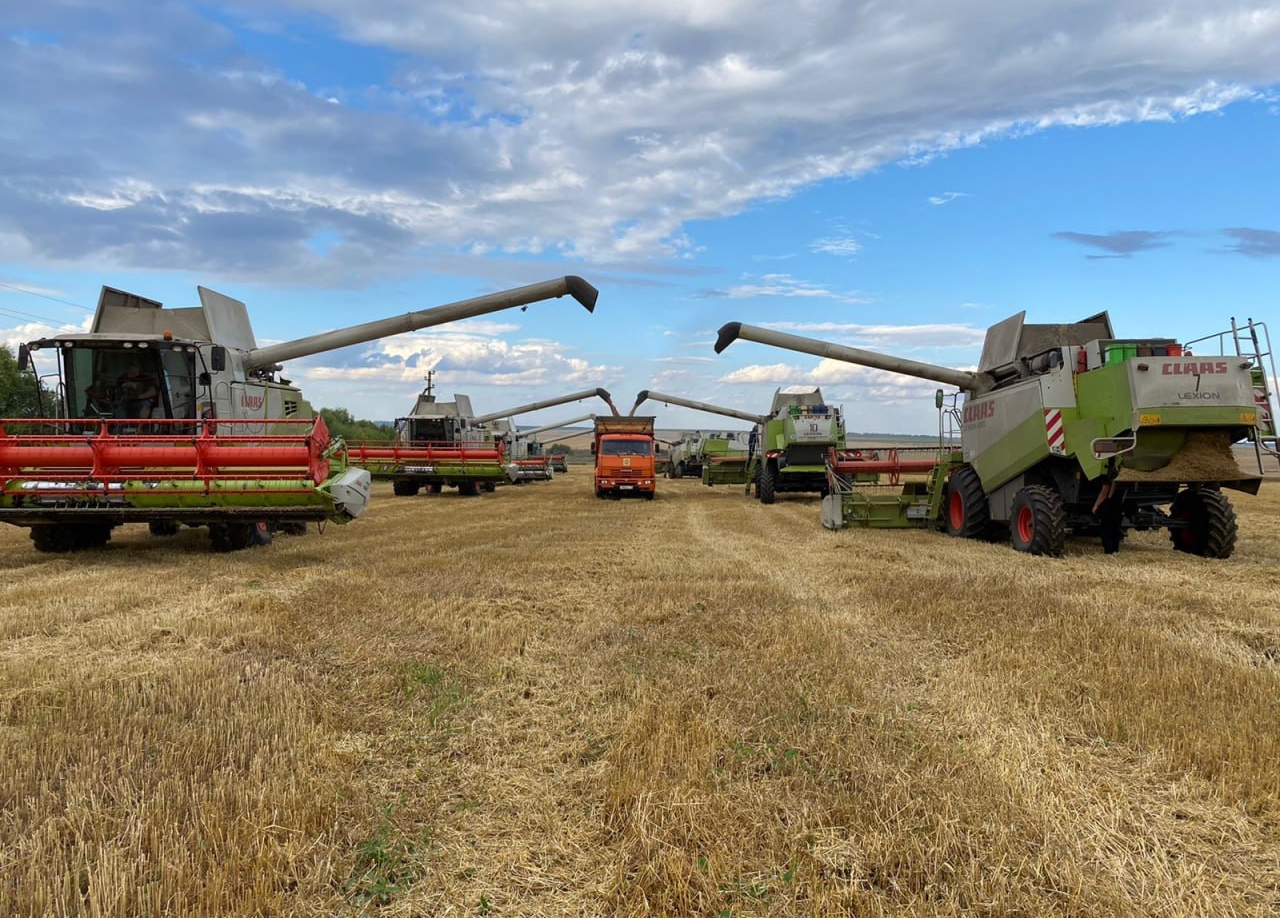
[9,275,598,551]
[717,312,1265,558]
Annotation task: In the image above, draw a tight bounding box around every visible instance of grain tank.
[716,312,1264,557]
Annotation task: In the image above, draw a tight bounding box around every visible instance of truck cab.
[593,416,656,499]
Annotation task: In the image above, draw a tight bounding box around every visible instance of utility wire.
[0,280,93,312]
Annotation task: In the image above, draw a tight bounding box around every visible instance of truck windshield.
[601,439,651,456]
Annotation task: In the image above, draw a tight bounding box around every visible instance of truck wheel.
[428,483,443,494]
[1009,486,1066,557]
[944,466,990,539]
[392,480,421,497]
[457,481,479,497]
[758,462,777,504]
[675,462,685,479]
[482,482,497,492]
[149,520,181,538]
[1170,489,1237,559]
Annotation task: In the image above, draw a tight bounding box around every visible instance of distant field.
[2,476,1279,916]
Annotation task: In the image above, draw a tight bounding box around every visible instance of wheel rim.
[948,490,964,530]
[1016,505,1034,544]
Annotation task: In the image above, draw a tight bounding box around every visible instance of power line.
[0,280,93,312]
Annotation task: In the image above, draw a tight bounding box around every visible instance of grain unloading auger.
[630,390,766,484]
[503,412,596,479]
[716,312,1265,557]
[349,386,613,493]
[9,276,598,551]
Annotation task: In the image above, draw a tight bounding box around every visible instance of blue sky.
[1,1,1277,433]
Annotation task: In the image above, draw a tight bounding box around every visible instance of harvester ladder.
[1186,318,1280,473]
[1231,318,1279,467]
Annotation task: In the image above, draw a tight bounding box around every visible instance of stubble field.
[2,472,1279,916]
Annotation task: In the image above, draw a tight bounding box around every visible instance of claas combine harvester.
[630,390,765,485]
[7,276,597,552]
[504,412,596,480]
[347,385,612,494]
[717,311,1275,557]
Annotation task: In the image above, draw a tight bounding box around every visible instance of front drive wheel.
[1170,489,1237,559]
[944,466,990,539]
[1009,486,1067,557]
[758,462,777,505]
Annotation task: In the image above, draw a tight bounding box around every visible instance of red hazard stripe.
[1044,409,1065,450]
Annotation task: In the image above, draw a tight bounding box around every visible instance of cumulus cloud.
[1052,230,1175,258]
[0,1,1276,281]
[1222,227,1280,257]
[298,327,623,390]
[928,191,967,205]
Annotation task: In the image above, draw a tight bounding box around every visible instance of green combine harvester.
[716,312,1275,557]
[6,276,598,551]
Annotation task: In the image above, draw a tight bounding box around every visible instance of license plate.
[619,484,634,490]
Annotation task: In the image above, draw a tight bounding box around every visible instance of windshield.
[63,346,197,420]
[601,438,651,457]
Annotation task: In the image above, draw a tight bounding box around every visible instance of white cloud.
[927,191,968,205]
[716,273,870,302]
[2,1,1277,276]
[810,235,861,257]
[299,331,623,389]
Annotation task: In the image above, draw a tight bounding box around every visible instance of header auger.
[9,276,598,551]
[717,312,1266,557]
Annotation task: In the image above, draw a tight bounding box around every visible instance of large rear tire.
[209,522,254,553]
[1009,486,1067,557]
[944,466,990,539]
[457,481,480,497]
[758,462,777,505]
[31,524,112,553]
[1170,489,1237,559]
[149,520,180,538]
[392,480,421,497]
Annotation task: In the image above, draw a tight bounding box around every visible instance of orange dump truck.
[593,415,656,499]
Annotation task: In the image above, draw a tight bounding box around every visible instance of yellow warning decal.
[1241,412,1258,425]
[1138,413,1162,426]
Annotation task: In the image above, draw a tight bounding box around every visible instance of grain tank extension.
[717,312,1264,557]
[9,276,597,551]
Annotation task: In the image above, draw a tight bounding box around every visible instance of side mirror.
[934,389,944,410]
[17,344,31,373]
[198,372,212,387]
[210,346,226,372]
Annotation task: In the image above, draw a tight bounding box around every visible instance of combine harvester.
[630,390,765,485]
[474,391,616,483]
[717,310,1270,557]
[6,276,598,551]
[503,412,596,480]
[348,385,613,494]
